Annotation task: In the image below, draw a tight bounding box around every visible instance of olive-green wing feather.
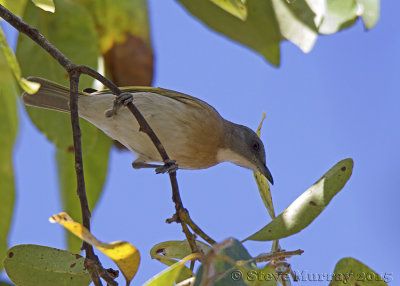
[94,86,215,111]
[22,77,216,113]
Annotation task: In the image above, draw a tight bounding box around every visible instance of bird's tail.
[22,77,80,113]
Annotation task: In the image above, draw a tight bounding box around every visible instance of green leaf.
[143,254,199,286]
[73,0,151,53]
[245,158,353,241]
[16,0,99,149]
[178,0,379,64]
[0,26,40,94]
[150,240,211,283]
[357,0,380,29]
[150,240,211,261]
[194,239,255,286]
[318,0,359,34]
[254,113,275,219]
[3,244,91,286]
[271,0,318,53]
[254,171,275,219]
[0,0,28,15]
[32,0,55,12]
[209,0,247,21]
[177,0,281,66]
[73,0,154,86]
[56,130,112,253]
[329,257,388,285]
[0,52,17,271]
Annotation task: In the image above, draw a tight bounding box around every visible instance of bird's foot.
[105,92,134,117]
[131,159,178,174]
[156,159,178,174]
[131,162,161,169]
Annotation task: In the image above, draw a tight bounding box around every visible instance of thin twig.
[253,249,304,263]
[69,70,99,266]
[179,209,216,245]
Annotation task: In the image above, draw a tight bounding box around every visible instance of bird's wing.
[90,86,215,112]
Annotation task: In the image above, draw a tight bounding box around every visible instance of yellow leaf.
[50,212,140,284]
[256,112,266,137]
[253,112,275,218]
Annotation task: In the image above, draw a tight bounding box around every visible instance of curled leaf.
[150,240,211,283]
[150,240,211,260]
[143,254,200,286]
[50,212,140,285]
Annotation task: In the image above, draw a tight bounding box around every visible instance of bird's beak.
[260,164,274,185]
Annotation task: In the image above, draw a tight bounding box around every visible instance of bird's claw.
[156,159,178,174]
[116,92,134,106]
[105,92,134,118]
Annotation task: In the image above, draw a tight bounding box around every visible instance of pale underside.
[78,92,225,170]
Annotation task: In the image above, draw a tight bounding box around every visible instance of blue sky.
[2,0,400,285]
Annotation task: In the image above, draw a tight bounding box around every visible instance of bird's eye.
[253,142,259,151]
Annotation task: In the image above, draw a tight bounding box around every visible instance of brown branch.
[0,1,204,278]
[179,209,216,245]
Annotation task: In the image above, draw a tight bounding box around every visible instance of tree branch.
[0,2,206,281]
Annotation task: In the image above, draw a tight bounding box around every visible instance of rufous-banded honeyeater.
[22,77,274,184]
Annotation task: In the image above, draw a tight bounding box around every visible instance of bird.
[22,77,274,184]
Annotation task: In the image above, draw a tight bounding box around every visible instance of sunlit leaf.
[329,257,388,286]
[0,0,28,15]
[56,130,112,253]
[177,0,281,66]
[143,253,200,286]
[254,113,275,219]
[357,0,380,29]
[305,0,326,27]
[50,212,140,285]
[271,0,318,53]
[209,0,247,21]
[245,159,353,241]
[0,52,17,271]
[0,26,40,94]
[3,244,91,286]
[318,0,359,34]
[32,0,55,12]
[150,240,211,283]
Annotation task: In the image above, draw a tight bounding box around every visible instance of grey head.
[217,120,274,184]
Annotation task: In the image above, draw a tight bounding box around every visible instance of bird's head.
[217,121,274,184]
